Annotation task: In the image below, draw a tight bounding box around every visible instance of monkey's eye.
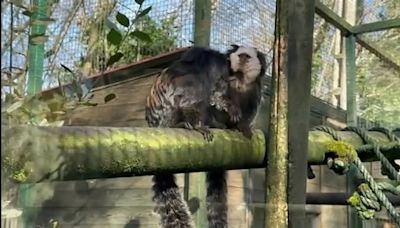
[238,53,251,59]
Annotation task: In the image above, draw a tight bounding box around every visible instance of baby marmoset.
[210,44,267,138]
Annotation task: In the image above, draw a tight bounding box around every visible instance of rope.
[312,125,400,224]
[312,125,352,174]
[353,157,400,225]
[344,126,399,181]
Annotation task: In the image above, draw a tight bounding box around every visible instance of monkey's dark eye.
[238,53,251,59]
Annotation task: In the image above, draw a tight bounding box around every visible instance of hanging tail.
[152,173,194,228]
[206,170,228,228]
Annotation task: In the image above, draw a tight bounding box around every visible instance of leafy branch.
[105,0,153,67]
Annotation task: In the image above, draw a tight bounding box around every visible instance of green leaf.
[130,30,152,42]
[106,52,124,67]
[60,64,74,74]
[30,34,48,44]
[104,93,116,103]
[78,101,98,107]
[137,6,152,19]
[135,0,145,5]
[107,28,122,45]
[22,10,34,17]
[116,12,130,27]
[45,49,55,58]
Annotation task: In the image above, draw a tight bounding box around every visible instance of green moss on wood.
[326,140,357,163]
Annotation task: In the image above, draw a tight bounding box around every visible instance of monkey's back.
[144,47,230,128]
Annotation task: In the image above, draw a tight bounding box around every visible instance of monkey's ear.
[230,44,239,50]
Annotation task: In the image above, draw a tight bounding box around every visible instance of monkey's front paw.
[195,126,214,142]
[228,106,242,123]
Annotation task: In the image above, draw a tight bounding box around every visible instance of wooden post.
[190,0,212,227]
[266,0,315,227]
[343,1,362,227]
[286,0,316,227]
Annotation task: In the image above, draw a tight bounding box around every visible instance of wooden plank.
[39,48,189,99]
[353,18,400,34]
[315,0,353,35]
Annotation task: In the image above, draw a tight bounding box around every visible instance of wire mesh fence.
[1,0,277,91]
[356,43,400,128]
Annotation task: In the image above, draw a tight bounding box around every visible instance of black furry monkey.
[145,44,266,228]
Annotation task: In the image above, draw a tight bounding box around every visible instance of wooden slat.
[315,1,353,35]
[353,18,400,34]
[40,48,189,99]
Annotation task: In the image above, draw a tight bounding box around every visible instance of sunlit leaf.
[30,34,48,44]
[5,100,24,113]
[31,17,55,26]
[78,101,98,106]
[107,28,122,45]
[1,80,18,86]
[1,208,23,219]
[116,12,130,27]
[52,111,66,115]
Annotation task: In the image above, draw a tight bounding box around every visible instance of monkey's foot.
[174,121,194,130]
[237,125,253,139]
[194,125,214,142]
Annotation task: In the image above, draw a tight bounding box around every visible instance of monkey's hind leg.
[206,170,228,228]
[152,173,194,228]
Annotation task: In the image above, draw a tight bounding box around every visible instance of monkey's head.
[226,44,266,84]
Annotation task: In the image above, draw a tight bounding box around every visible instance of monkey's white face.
[229,46,262,85]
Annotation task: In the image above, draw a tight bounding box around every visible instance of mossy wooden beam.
[1,125,399,183]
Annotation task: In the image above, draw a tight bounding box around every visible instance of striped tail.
[206,170,228,228]
[152,173,195,228]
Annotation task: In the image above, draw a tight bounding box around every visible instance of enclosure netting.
[1,0,275,91]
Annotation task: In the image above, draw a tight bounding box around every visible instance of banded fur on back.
[145,70,177,127]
